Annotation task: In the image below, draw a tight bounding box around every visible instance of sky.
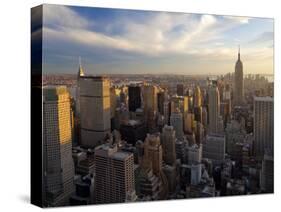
[38,4,274,75]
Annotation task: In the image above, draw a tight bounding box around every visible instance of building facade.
[253,96,274,159]
[43,86,75,207]
[208,85,220,134]
[94,144,137,204]
[234,47,244,105]
[170,110,184,139]
[161,125,177,166]
[80,75,111,148]
[128,86,142,112]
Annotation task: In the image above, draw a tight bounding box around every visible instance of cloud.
[250,31,274,44]
[42,5,274,76]
[43,4,89,28]
[223,16,250,24]
[43,5,253,58]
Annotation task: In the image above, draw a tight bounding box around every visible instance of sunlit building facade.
[43,86,75,207]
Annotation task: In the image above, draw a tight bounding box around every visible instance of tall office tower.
[161,125,177,166]
[119,88,127,106]
[208,84,220,134]
[184,96,189,112]
[43,86,75,207]
[194,121,204,144]
[225,120,245,155]
[188,96,194,112]
[170,109,184,139]
[146,108,157,133]
[170,97,177,113]
[128,85,141,112]
[194,86,202,108]
[175,138,188,163]
[223,84,231,112]
[142,134,168,199]
[202,107,208,127]
[234,47,244,106]
[143,85,158,131]
[260,152,274,193]
[138,158,162,200]
[80,75,111,148]
[157,91,165,115]
[177,84,184,96]
[163,101,171,125]
[186,144,202,165]
[143,134,163,175]
[94,144,137,204]
[253,96,274,159]
[184,112,195,134]
[171,96,188,114]
[203,134,226,165]
[194,106,202,123]
[190,164,202,186]
[143,84,157,112]
[110,87,117,119]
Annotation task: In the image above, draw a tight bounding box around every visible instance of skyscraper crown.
[78,56,85,77]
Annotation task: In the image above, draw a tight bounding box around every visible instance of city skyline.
[31,5,274,207]
[39,4,274,75]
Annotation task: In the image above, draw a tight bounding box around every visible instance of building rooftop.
[254,96,273,102]
[43,86,69,101]
[112,151,132,161]
[80,75,109,80]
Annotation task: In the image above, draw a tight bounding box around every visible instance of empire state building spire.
[78,56,85,77]
[234,45,244,105]
[238,45,240,60]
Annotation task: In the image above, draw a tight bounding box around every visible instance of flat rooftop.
[254,96,273,102]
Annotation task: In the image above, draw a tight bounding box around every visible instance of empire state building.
[234,47,244,105]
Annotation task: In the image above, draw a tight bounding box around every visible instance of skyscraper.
[80,74,111,148]
[128,85,141,112]
[260,153,274,193]
[157,91,165,115]
[143,85,158,132]
[234,47,244,105]
[143,84,157,112]
[194,86,202,108]
[110,87,117,119]
[203,134,226,165]
[143,134,163,175]
[208,84,220,134]
[184,112,195,134]
[177,84,184,96]
[253,96,274,159]
[163,101,171,125]
[142,133,168,199]
[94,144,137,204]
[43,86,75,206]
[161,125,177,166]
[187,144,202,165]
[170,109,184,139]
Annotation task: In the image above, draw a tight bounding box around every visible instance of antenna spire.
[78,56,84,77]
[238,45,240,60]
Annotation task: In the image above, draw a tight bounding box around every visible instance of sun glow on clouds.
[42,5,274,75]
